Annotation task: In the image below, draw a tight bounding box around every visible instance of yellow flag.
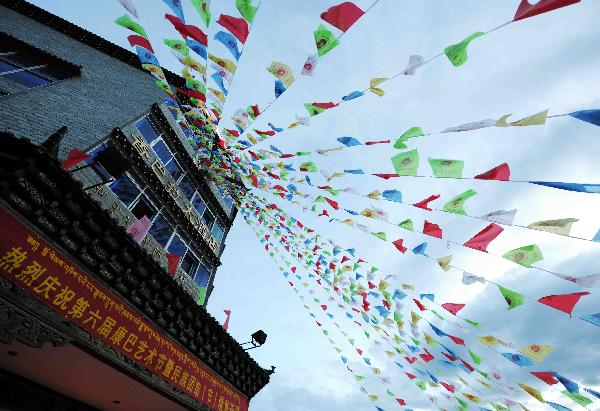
[368,395,378,402]
[437,255,453,272]
[266,61,294,87]
[247,134,258,144]
[341,218,354,226]
[208,88,225,104]
[334,346,342,353]
[369,77,387,96]
[361,208,377,219]
[424,332,437,346]
[402,283,415,290]
[183,56,206,74]
[477,379,492,389]
[209,54,236,73]
[385,350,395,358]
[142,63,165,80]
[518,383,546,403]
[411,311,421,324]
[463,393,480,403]
[477,335,500,347]
[495,109,549,127]
[372,367,381,375]
[181,67,193,80]
[378,279,389,290]
[527,218,578,236]
[368,190,382,199]
[519,344,554,363]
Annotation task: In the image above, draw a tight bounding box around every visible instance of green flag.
[498,285,525,310]
[465,319,481,329]
[455,397,469,408]
[304,103,325,117]
[394,126,424,149]
[355,375,365,382]
[371,232,387,241]
[197,286,207,305]
[314,24,340,57]
[491,403,510,411]
[469,349,481,365]
[236,0,258,23]
[115,14,147,38]
[562,390,592,406]
[428,158,465,178]
[431,310,444,320]
[502,244,543,267]
[398,219,414,231]
[191,0,211,27]
[391,149,419,176]
[442,189,477,215]
[527,218,578,236]
[415,381,426,390]
[295,151,312,156]
[299,161,317,172]
[164,39,189,55]
[444,31,485,67]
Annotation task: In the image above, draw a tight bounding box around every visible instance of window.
[0,50,73,90]
[211,222,225,244]
[178,175,195,200]
[135,117,160,144]
[201,208,215,229]
[110,174,140,207]
[148,214,174,247]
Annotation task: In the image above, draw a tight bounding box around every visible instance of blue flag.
[547,402,572,411]
[364,357,371,365]
[275,80,286,97]
[412,242,428,255]
[163,0,185,22]
[382,189,402,203]
[268,122,284,132]
[211,72,228,95]
[342,90,365,101]
[393,289,407,300]
[394,361,404,369]
[135,46,160,65]
[346,248,355,256]
[429,323,448,337]
[570,109,600,126]
[270,145,283,154]
[593,229,600,242]
[214,31,241,60]
[407,345,420,353]
[344,208,359,215]
[186,38,207,59]
[341,356,348,363]
[427,371,439,384]
[501,352,534,366]
[337,136,362,147]
[420,293,435,301]
[530,181,600,194]
[584,388,600,399]
[344,169,365,174]
[554,372,579,393]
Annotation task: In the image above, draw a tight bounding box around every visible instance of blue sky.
[29,1,600,410]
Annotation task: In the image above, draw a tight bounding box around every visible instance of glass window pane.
[4,70,50,88]
[3,52,43,68]
[202,208,215,228]
[109,174,140,207]
[167,233,187,256]
[31,65,71,81]
[148,213,173,247]
[192,193,206,215]
[178,176,195,200]
[180,252,199,277]
[130,195,157,221]
[152,140,172,164]
[194,263,210,287]
[165,159,183,181]
[135,116,160,144]
[211,222,224,244]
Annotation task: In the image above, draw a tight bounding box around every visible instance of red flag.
[396,399,406,406]
[356,348,363,355]
[405,357,417,364]
[413,298,427,311]
[448,335,465,345]
[423,221,443,239]
[531,371,560,385]
[365,139,390,145]
[463,223,504,252]
[165,253,182,276]
[320,304,327,310]
[127,34,154,52]
[324,197,339,210]
[320,2,364,32]
[165,13,186,36]
[184,23,208,45]
[255,129,275,137]
[441,382,455,393]
[405,371,417,378]
[392,239,407,253]
[475,162,510,181]
[217,14,249,43]
[513,0,580,21]
[318,210,329,217]
[225,128,240,137]
[442,352,457,361]
[413,194,441,210]
[313,102,339,109]
[459,357,474,371]
[419,349,434,362]
[368,281,376,289]
[249,173,258,187]
[373,173,400,179]
[441,303,465,316]
[538,292,589,315]
[280,153,295,158]
[223,309,231,331]
[341,255,350,263]
[61,149,90,170]
[250,104,260,117]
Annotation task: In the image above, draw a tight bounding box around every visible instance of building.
[0,1,270,409]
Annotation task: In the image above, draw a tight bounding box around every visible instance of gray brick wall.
[0,5,164,159]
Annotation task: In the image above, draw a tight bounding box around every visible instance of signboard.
[0,207,248,411]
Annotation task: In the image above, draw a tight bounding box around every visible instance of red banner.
[0,207,248,411]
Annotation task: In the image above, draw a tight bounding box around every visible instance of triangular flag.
[538,292,589,315]
[519,344,554,363]
[527,218,578,236]
[444,32,485,67]
[314,24,340,57]
[61,149,90,170]
[463,223,503,252]
[223,309,232,330]
[498,285,525,310]
[475,162,510,181]
[442,189,477,215]
[513,0,580,21]
[320,2,364,32]
[502,244,543,267]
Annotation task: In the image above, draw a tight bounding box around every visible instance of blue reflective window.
[135,117,160,144]
[211,222,224,244]
[167,233,187,256]
[181,252,199,277]
[178,176,195,200]
[192,193,206,215]
[0,61,18,73]
[152,140,172,164]
[166,160,183,181]
[4,70,50,87]
[109,174,140,207]
[202,208,215,229]
[194,263,210,287]
[148,213,173,246]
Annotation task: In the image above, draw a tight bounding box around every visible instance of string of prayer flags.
[369,77,387,96]
[116,14,148,38]
[527,218,578,236]
[569,109,600,126]
[314,24,340,57]
[513,0,580,21]
[442,189,477,215]
[444,32,485,67]
[191,0,211,27]
[498,285,525,310]
[321,2,364,32]
[217,14,249,44]
[502,244,543,267]
[236,0,258,24]
[537,292,589,315]
[463,224,503,252]
[428,158,465,178]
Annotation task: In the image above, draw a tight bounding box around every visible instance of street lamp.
[241,330,267,351]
